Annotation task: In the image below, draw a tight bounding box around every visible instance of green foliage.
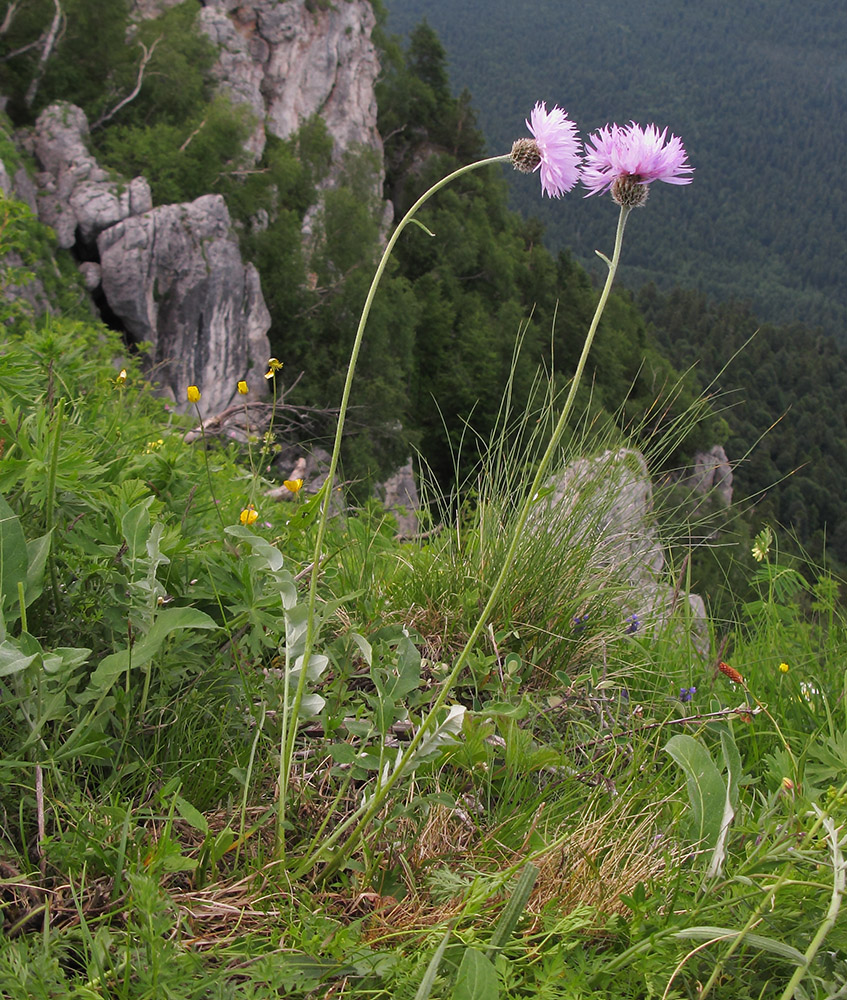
[3,10,847,999]
[2,1,216,127]
[96,94,255,207]
[640,284,847,569]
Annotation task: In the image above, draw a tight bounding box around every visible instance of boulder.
[98,194,271,413]
[31,103,152,251]
[537,448,709,654]
[376,459,421,537]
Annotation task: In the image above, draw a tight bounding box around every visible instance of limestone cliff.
[23,103,272,413]
[133,0,384,190]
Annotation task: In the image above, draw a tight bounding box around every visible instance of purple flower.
[582,122,693,205]
[512,102,582,199]
[625,613,640,634]
[679,686,697,704]
[572,613,589,634]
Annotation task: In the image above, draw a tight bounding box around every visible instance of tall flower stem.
[275,154,512,858]
[193,401,228,535]
[291,203,632,879]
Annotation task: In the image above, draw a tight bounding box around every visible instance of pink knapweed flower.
[511,102,581,199]
[582,122,692,206]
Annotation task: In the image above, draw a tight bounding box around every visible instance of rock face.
[98,195,271,412]
[25,103,272,412]
[377,459,421,537]
[30,104,152,252]
[196,0,384,185]
[537,448,709,654]
[687,445,733,506]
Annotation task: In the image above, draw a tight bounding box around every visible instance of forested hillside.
[639,285,847,565]
[0,1,711,491]
[384,0,847,339]
[5,0,847,575]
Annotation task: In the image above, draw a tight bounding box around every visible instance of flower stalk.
[293,202,632,880]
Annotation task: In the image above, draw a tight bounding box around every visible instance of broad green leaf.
[0,639,39,676]
[664,734,726,854]
[413,927,452,1000]
[24,531,51,607]
[453,948,499,1000]
[486,864,539,958]
[350,631,373,667]
[121,498,153,564]
[0,494,28,615]
[673,926,806,965]
[707,727,743,878]
[225,524,285,574]
[211,827,237,864]
[82,606,218,699]
[174,795,209,835]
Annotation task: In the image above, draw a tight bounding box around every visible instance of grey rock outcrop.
[536,448,708,653]
[21,102,272,412]
[687,445,733,506]
[196,0,383,187]
[377,459,421,537]
[98,194,271,412]
[30,103,152,251]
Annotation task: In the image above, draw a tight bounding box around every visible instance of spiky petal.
[582,122,693,201]
[519,101,582,199]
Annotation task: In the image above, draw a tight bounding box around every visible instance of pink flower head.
[582,122,692,202]
[520,101,582,198]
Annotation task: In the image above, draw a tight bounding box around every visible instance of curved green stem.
[293,203,632,879]
[277,153,512,856]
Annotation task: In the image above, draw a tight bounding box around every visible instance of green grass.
[1,217,846,998]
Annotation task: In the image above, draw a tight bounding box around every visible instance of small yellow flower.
[265,357,284,380]
[237,380,249,395]
[116,368,127,385]
[779,661,790,673]
[283,478,303,494]
[240,505,258,525]
[187,385,201,403]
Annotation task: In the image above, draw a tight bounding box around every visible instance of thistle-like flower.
[582,122,692,206]
[511,102,582,199]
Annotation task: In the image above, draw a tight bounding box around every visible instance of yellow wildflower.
[779,661,789,673]
[265,357,284,380]
[116,368,127,385]
[284,478,303,494]
[240,505,259,525]
[237,380,249,395]
[187,385,201,403]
